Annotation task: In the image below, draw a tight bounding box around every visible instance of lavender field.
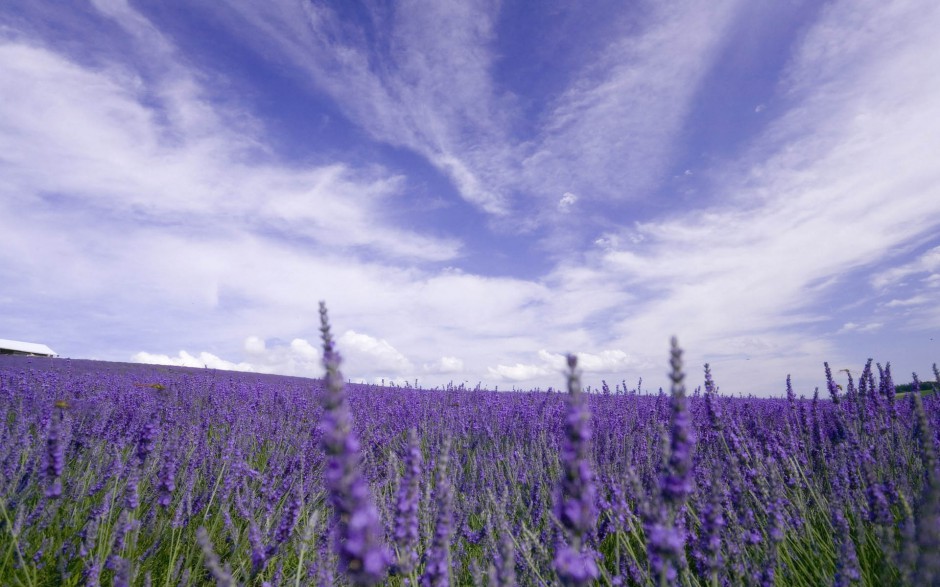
[1,308,939,586]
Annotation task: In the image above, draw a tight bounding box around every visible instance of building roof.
[0,338,57,356]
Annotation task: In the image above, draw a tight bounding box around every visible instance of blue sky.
[1,0,938,395]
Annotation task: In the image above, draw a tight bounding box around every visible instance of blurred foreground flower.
[552,354,599,586]
[319,301,391,585]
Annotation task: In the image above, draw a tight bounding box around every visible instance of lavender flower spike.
[662,337,695,508]
[393,428,423,576]
[319,302,391,586]
[911,384,940,584]
[421,437,454,587]
[831,508,860,587]
[45,405,66,499]
[647,337,696,586]
[552,354,599,587]
[196,527,235,587]
[824,362,840,404]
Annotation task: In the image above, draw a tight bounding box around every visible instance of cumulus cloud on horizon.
[131,350,255,372]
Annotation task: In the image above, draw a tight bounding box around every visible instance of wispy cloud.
[203,0,744,226]
[885,296,931,308]
[3,0,938,395]
[520,0,741,209]
[557,192,578,213]
[537,0,940,391]
[871,246,940,290]
[0,5,459,264]
[838,322,883,334]
[205,0,512,214]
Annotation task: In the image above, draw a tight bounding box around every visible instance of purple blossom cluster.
[0,324,938,586]
[318,302,391,585]
[552,354,599,586]
[421,437,454,587]
[393,427,423,577]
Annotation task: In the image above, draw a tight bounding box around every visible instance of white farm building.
[0,338,58,357]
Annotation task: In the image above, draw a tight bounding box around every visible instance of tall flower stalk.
[912,381,940,584]
[393,428,423,577]
[552,354,599,586]
[319,302,390,585]
[647,337,696,586]
[44,404,66,499]
[421,437,454,587]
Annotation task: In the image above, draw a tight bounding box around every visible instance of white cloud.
[423,356,464,374]
[838,322,883,334]
[244,336,266,354]
[546,0,940,392]
[487,362,550,382]
[558,192,578,213]
[135,331,415,381]
[488,348,646,384]
[200,0,745,224]
[132,350,254,372]
[0,26,459,263]
[871,246,940,290]
[537,349,645,372]
[885,296,930,308]
[205,0,512,215]
[5,0,940,397]
[338,330,413,374]
[519,0,742,210]
[289,338,319,360]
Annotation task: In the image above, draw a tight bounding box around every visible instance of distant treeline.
[895,381,938,393]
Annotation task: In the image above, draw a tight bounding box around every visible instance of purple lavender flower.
[106,555,131,587]
[530,478,546,541]
[862,450,891,526]
[704,388,723,434]
[319,302,391,586]
[196,526,235,587]
[858,359,872,399]
[44,408,65,499]
[124,468,140,511]
[83,561,101,587]
[490,503,517,587]
[273,494,301,549]
[844,369,857,403]
[249,520,268,575]
[662,337,695,507]
[393,428,423,576]
[156,440,177,508]
[646,522,683,583]
[421,438,455,587]
[695,484,724,579]
[136,423,158,466]
[112,510,136,552]
[879,362,895,402]
[552,354,599,587]
[553,545,599,587]
[79,502,107,558]
[824,362,841,404]
[645,338,695,585]
[831,508,860,587]
[912,385,940,584]
[704,363,717,395]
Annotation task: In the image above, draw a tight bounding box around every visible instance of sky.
[1,0,939,396]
